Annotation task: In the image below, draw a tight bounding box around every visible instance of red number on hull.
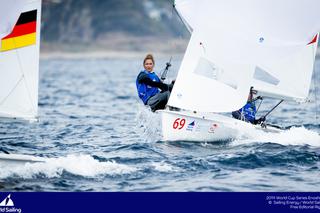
[173,118,186,130]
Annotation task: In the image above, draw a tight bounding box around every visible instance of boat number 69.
[173,118,186,130]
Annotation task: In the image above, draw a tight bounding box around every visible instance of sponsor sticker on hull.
[186,121,195,131]
[208,123,218,133]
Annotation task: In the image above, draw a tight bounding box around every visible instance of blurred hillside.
[41,0,189,54]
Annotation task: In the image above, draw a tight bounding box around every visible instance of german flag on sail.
[307,34,318,45]
[1,10,37,52]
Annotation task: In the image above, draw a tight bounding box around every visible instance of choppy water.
[0,57,319,191]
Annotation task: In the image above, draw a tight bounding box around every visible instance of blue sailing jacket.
[239,102,257,123]
[136,70,161,104]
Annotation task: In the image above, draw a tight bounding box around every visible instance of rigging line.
[13,38,37,116]
[172,2,192,34]
[171,1,175,24]
[160,1,182,83]
[260,100,283,119]
[169,2,175,62]
[256,98,263,114]
[159,2,176,83]
[0,77,24,106]
[313,60,319,121]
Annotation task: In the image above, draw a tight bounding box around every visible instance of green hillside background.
[41,0,189,54]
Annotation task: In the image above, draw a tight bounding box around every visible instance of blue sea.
[0,57,319,191]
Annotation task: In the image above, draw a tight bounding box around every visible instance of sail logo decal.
[259,37,264,43]
[1,10,37,52]
[208,123,218,133]
[307,34,318,45]
[186,121,195,131]
[0,194,22,213]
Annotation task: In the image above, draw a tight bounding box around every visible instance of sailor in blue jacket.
[136,54,174,112]
[232,87,265,124]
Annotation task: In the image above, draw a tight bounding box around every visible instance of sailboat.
[160,0,320,142]
[0,0,44,164]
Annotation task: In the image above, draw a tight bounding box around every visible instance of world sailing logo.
[186,121,195,131]
[0,194,13,207]
[0,194,22,213]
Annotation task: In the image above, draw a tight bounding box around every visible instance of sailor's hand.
[257,96,263,100]
[257,116,266,123]
[171,80,175,85]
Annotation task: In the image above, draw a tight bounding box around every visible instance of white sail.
[252,35,318,102]
[175,0,320,45]
[0,0,42,120]
[0,0,24,39]
[170,0,320,111]
[168,31,255,112]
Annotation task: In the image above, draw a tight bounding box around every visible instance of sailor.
[136,54,174,112]
[232,87,265,124]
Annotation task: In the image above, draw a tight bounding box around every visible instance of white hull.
[160,109,282,142]
[0,153,44,167]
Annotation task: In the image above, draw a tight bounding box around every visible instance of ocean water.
[0,57,319,192]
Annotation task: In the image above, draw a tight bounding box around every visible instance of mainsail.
[0,0,42,120]
[169,0,320,112]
